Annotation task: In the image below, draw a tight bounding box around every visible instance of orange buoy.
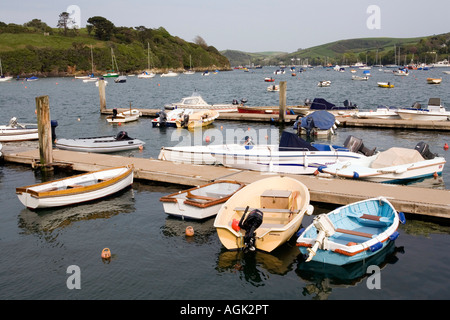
[205,136,210,143]
[101,248,111,259]
[185,226,194,237]
[433,172,438,178]
[444,143,449,150]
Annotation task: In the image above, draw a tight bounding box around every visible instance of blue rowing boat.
[296,197,405,266]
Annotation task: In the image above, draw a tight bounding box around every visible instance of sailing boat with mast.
[83,45,98,83]
[0,58,13,82]
[138,43,155,79]
[103,48,120,78]
[183,55,195,75]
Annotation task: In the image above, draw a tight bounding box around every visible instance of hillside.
[223,33,450,66]
[0,20,230,76]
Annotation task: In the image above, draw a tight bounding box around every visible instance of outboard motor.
[232,99,239,105]
[304,98,311,106]
[414,141,437,160]
[181,114,189,128]
[238,207,263,252]
[115,131,130,141]
[51,120,58,143]
[343,100,358,109]
[240,98,248,105]
[159,110,167,126]
[343,135,376,156]
[8,117,18,128]
[112,108,118,120]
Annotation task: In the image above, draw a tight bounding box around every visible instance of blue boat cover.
[300,110,336,130]
[279,131,318,151]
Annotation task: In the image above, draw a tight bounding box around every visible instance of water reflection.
[296,242,404,300]
[215,242,300,287]
[17,187,136,239]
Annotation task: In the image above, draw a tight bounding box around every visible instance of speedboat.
[427,78,442,84]
[293,110,339,137]
[55,131,145,153]
[353,106,400,119]
[318,80,331,87]
[164,91,238,112]
[378,82,394,88]
[152,109,191,127]
[319,141,445,183]
[16,165,134,209]
[160,71,178,77]
[352,75,369,81]
[214,176,314,253]
[396,98,450,121]
[294,98,358,116]
[267,84,279,92]
[297,197,405,266]
[160,180,245,220]
[175,109,219,129]
[0,117,38,142]
[114,75,127,83]
[106,107,141,123]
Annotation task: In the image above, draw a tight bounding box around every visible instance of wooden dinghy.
[297,197,405,266]
[214,176,314,253]
[16,165,134,209]
[159,180,245,220]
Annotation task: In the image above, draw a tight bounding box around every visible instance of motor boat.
[396,98,450,121]
[164,91,238,112]
[0,117,38,141]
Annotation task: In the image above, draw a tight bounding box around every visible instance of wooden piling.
[98,79,106,113]
[278,81,286,123]
[35,95,53,170]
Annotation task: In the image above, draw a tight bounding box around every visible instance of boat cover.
[370,147,425,168]
[300,110,336,130]
[278,131,318,151]
[310,98,336,110]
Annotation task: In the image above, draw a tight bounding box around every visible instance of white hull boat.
[152,109,190,128]
[106,108,141,123]
[16,165,134,209]
[164,91,238,113]
[137,71,155,78]
[55,131,145,153]
[160,71,178,77]
[159,132,375,175]
[159,180,245,220]
[353,107,400,119]
[396,98,450,121]
[0,117,38,142]
[319,142,445,183]
[175,109,219,129]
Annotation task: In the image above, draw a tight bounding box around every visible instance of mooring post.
[98,79,106,113]
[279,81,287,123]
[35,95,53,171]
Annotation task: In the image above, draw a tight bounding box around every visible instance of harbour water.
[0,67,449,302]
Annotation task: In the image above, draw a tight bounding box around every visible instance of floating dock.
[100,107,450,130]
[2,146,449,220]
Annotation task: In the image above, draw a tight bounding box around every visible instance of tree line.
[0,15,230,76]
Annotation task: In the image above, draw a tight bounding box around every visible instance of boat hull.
[396,110,450,121]
[297,197,402,266]
[214,176,313,253]
[160,181,245,220]
[16,166,133,209]
[55,136,145,153]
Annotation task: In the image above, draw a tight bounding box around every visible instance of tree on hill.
[86,16,115,41]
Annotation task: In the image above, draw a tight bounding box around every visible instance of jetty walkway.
[2,146,449,220]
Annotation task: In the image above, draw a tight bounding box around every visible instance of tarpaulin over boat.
[370,147,425,169]
[300,110,336,130]
[310,98,336,110]
[278,131,318,151]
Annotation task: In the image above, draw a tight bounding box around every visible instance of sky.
[1,0,449,53]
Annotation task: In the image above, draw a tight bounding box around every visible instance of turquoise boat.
[296,197,405,266]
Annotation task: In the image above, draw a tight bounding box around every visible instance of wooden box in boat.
[16,165,134,209]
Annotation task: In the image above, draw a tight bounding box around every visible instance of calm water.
[1,67,450,302]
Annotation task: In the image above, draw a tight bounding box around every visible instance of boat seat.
[67,184,84,188]
[335,228,373,238]
[186,191,218,201]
